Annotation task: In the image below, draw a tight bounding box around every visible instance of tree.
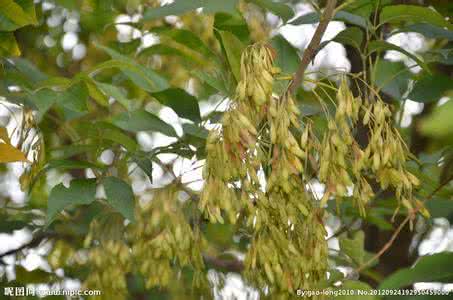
[1,0,453,299]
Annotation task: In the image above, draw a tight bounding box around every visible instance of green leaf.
[96,81,135,110]
[247,0,294,22]
[0,219,28,233]
[213,12,250,43]
[217,30,246,82]
[395,23,453,41]
[336,281,379,300]
[28,159,104,193]
[380,5,452,30]
[270,35,300,74]
[143,0,200,21]
[339,231,373,266]
[46,159,104,171]
[379,252,453,289]
[182,123,209,151]
[183,123,208,140]
[203,0,240,15]
[143,0,239,21]
[50,144,99,160]
[9,58,48,83]
[139,44,185,58]
[26,88,59,121]
[0,32,20,56]
[409,74,453,103]
[334,10,369,28]
[34,76,71,90]
[87,122,138,152]
[132,152,153,183]
[151,88,201,122]
[317,28,364,60]
[58,81,89,112]
[343,0,378,18]
[368,40,430,73]
[31,160,103,190]
[95,43,169,92]
[366,213,393,231]
[421,100,453,138]
[425,48,453,65]
[111,109,177,137]
[290,10,368,29]
[154,27,217,60]
[192,70,230,95]
[83,77,109,107]
[102,176,135,222]
[138,44,197,65]
[288,12,319,25]
[58,106,87,121]
[332,27,364,49]
[108,38,142,55]
[0,0,37,31]
[322,269,345,287]
[425,198,453,221]
[14,266,53,284]
[47,179,97,223]
[373,60,412,100]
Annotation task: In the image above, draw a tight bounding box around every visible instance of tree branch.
[203,254,244,273]
[356,216,411,273]
[287,0,338,95]
[356,173,453,273]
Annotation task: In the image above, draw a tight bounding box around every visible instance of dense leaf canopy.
[0,0,452,299]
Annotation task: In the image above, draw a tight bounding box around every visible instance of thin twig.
[356,216,411,273]
[328,219,360,240]
[202,254,244,273]
[356,173,453,273]
[287,0,338,95]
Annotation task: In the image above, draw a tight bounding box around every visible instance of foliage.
[1,0,453,299]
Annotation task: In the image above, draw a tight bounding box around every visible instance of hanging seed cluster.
[200,43,328,294]
[130,188,205,289]
[200,43,423,294]
[81,42,423,297]
[319,79,368,213]
[361,100,421,213]
[84,239,131,299]
[245,92,328,293]
[319,78,421,216]
[200,43,278,224]
[83,188,205,299]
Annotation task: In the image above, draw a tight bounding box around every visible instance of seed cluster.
[200,44,328,294]
[85,239,131,299]
[83,188,205,299]
[80,43,422,297]
[319,78,421,216]
[200,43,422,295]
[362,100,420,213]
[130,188,205,288]
[246,92,328,293]
[200,43,278,224]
